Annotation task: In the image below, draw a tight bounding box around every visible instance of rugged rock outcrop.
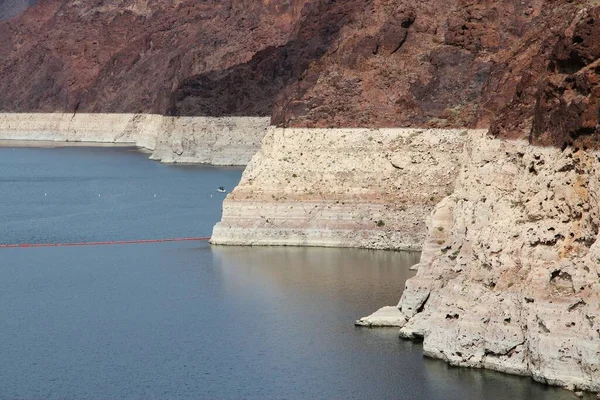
[0,113,269,165]
[489,4,600,147]
[150,117,270,165]
[2,0,591,133]
[361,131,600,392]
[0,0,311,114]
[211,127,469,250]
[1,0,600,393]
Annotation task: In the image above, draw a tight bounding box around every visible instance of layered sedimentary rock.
[361,131,600,392]
[211,127,469,250]
[1,0,599,393]
[0,113,269,165]
[150,117,269,165]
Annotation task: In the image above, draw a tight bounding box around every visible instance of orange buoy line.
[0,237,211,249]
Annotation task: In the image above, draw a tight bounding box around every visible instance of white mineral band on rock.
[0,113,270,165]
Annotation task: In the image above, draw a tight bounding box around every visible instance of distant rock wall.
[0,113,270,165]
[361,131,600,392]
[211,127,471,250]
[150,117,270,165]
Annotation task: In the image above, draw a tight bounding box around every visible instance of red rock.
[490,5,600,148]
[0,0,598,149]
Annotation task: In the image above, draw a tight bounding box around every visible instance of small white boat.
[217,187,226,193]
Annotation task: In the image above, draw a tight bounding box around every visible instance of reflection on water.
[214,246,420,316]
[212,246,578,400]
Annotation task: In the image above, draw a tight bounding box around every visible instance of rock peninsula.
[212,127,469,250]
[359,131,600,392]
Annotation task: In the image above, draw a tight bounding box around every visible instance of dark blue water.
[0,146,579,399]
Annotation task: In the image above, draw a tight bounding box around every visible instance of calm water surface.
[0,146,580,399]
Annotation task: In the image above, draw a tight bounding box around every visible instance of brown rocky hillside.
[0,0,599,147]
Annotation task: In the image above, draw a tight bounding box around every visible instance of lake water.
[0,146,579,399]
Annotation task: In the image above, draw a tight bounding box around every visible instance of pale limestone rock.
[355,306,406,327]
[393,131,600,392]
[212,127,473,250]
[150,116,269,165]
[0,113,270,165]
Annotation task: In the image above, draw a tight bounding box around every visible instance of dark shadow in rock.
[167,0,371,118]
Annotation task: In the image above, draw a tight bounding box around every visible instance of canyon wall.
[211,127,469,250]
[1,0,600,394]
[0,113,269,165]
[1,0,590,134]
[150,117,270,165]
[360,131,600,392]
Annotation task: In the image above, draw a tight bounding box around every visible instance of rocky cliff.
[2,0,600,394]
[400,132,600,392]
[359,131,600,392]
[212,127,469,249]
[0,113,270,165]
[0,0,310,114]
[2,0,597,137]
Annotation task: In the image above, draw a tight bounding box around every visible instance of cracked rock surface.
[211,127,470,250]
[395,131,600,392]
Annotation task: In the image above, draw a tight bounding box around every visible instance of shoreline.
[0,113,270,165]
[0,139,139,148]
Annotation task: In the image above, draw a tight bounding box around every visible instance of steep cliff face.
[2,0,600,393]
[388,132,600,392]
[171,0,557,127]
[272,0,549,128]
[211,127,469,250]
[0,0,310,114]
[488,4,600,148]
[3,0,594,136]
[0,113,270,165]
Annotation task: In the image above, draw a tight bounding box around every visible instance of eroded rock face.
[211,127,469,250]
[0,113,270,165]
[273,0,548,128]
[396,132,600,392]
[489,4,600,148]
[0,0,582,133]
[0,0,311,114]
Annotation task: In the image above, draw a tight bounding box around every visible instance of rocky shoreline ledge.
[0,113,270,165]
[211,125,599,393]
[358,131,600,393]
[211,127,471,250]
[2,112,597,393]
